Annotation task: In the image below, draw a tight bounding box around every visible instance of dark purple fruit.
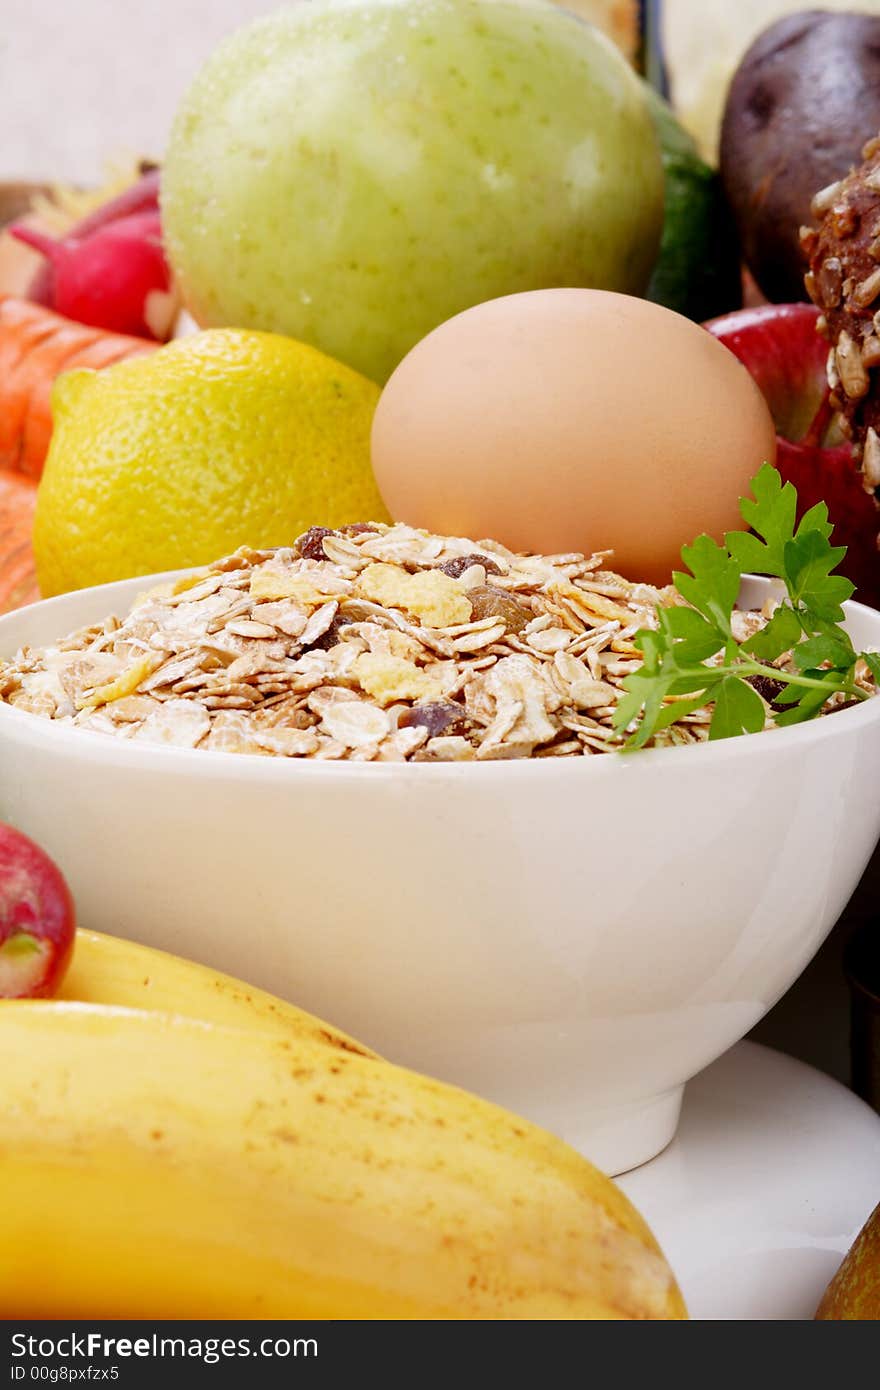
[720,10,880,303]
[437,553,503,578]
[398,702,471,738]
[295,526,336,560]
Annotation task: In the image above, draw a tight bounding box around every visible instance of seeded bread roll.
[802,135,880,492]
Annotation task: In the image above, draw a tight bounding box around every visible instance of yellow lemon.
[34,328,389,596]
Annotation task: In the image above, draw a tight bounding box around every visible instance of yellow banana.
[59,928,376,1057]
[0,1002,686,1319]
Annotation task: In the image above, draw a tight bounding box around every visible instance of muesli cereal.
[0,522,868,761]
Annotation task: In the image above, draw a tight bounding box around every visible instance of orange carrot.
[0,471,39,613]
[0,296,157,479]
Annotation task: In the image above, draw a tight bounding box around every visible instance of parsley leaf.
[741,605,801,662]
[658,604,727,662]
[783,529,854,621]
[773,675,848,726]
[796,500,834,541]
[727,463,798,577]
[673,534,740,639]
[709,676,766,740]
[791,630,855,673]
[615,464,878,750]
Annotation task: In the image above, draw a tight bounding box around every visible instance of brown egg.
[371,288,777,585]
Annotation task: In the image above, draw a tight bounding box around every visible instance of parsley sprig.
[613,464,880,749]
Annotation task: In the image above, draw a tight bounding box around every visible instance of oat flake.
[3,521,868,761]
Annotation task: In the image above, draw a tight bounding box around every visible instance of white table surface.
[620,1040,880,1319]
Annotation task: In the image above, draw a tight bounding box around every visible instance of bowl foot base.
[619,1042,880,1318]
[568,1087,684,1176]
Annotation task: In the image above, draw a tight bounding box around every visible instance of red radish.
[61,167,160,242]
[0,824,75,999]
[9,210,178,341]
[26,168,161,310]
[706,303,880,608]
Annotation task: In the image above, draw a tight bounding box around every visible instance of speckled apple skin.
[161,0,664,382]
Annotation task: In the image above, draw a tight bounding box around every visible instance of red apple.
[706,303,880,607]
[0,824,75,999]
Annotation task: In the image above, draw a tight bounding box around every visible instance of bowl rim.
[2,569,880,780]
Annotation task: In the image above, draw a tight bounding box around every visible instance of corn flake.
[250,571,333,606]
[352,652,449,705]
[75,654,159,710]
[358,564,471,627]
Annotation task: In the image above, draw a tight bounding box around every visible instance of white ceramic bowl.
[2,574,880,1175]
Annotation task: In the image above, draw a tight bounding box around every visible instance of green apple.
[162,0,663,382]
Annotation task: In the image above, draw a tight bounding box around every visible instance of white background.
[0,0,280,183]
[5,0,880,184]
